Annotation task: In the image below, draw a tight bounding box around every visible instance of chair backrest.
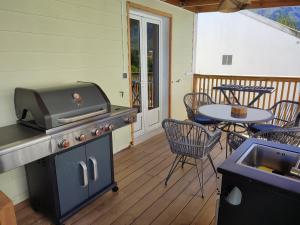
[183,92,214,120]
[269,100,300,127]
[254,127,300,147]
[295,111,300,127]
[162,119,212,159]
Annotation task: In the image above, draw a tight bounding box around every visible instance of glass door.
[145,19,161,128]
[130,13,162,138]
[130,16,143,135]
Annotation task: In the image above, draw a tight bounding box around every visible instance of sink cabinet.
[25,134,117,224]
[217,173,300,225]
[217,139,300,225]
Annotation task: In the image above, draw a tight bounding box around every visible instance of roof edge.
[240,10,300,39]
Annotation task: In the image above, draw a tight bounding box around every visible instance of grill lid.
[14,82,111,130]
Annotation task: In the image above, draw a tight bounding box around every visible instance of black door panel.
[55,146,88,215]
[86,135,112,196]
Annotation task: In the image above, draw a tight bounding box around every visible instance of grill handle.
[79,161,88,187]
[57,109,107,124]
[89,156,98,181]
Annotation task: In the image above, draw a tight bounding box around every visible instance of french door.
[130,12,163,138]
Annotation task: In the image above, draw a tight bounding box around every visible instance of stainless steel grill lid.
[14,82,111,130]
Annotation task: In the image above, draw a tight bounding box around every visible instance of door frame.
[127,1,173,144]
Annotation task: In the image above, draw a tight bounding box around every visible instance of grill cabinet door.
[55,146,88,215]
[86,135,112,196]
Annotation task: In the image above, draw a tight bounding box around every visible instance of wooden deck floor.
[15,133,226,225]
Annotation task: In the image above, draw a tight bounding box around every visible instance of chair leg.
[226,133,229,158]
[194,159,204,198]
[208,154,217,177]
[218,140,223,150]
[165,155,182,186]
[181,156,187,168]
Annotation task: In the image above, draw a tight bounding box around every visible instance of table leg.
[226,132,228,158]
[247,92,264,107]
[229,90,241,105]
[221,90,232,104]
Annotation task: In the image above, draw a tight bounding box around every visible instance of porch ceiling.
[161,0,300,13]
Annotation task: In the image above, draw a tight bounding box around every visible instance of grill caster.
[112,186,119,192]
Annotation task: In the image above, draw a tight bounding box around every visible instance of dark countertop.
[218,139,300,196]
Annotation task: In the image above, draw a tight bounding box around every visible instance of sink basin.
[237,144,300,181]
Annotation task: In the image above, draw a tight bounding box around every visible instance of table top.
[213,84,274,93]
[198,104,274,123]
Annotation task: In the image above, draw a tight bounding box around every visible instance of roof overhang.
[161,0,300,13]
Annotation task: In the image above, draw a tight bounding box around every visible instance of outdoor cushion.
[194,114,218,125]
[250,124,281,133]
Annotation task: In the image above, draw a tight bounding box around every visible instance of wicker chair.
[184,92,222,149]
[162,119,221,197]
[227,127,300,153]
[250,100,300,133]
[183,92,218,124]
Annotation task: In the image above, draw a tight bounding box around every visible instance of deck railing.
[131,72,155,110]
[193,74,300,110]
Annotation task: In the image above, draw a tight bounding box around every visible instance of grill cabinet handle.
[57,109,107,124]
[79,161,88,187]
[89,156,98,181]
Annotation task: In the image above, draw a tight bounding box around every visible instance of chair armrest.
[205,129,222,148]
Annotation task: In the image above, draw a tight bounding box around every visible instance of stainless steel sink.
[237,144,300,181]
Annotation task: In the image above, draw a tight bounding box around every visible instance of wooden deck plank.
[88,161,196,225]
[209,217,216,225]
[114,133,166,168]
[66,135,170,225]
[150,150,225,225]
[115,142,170,181]
[15,133,225,225]
[114,146,224,225]
[130,158,221,225]
[191,192,217,225]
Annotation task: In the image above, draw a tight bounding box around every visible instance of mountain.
[251,6,300,31]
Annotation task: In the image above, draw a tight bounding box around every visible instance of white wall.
[0,0,194,204]
[196,12,300,76]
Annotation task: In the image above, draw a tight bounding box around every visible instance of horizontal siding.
[0,0,194,204]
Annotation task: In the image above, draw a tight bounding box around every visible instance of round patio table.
[198,104,274,157]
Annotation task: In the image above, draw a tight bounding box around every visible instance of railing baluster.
[211,78,214,102]
[268,81,274,109]
[274,81,279,105]
[193,74,300,123]
[214,78,219,103]
[202,77,206,93]
[219,78,223,104]
[207,77,210,97]
[292,81,297,102]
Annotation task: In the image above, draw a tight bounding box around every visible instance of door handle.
[79,161,88,187]
[89,157,98,181]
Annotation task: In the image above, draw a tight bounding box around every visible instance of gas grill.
[0,82,137,224]
[12,82,137,154]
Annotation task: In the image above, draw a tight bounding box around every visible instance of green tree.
[277,15,297,30]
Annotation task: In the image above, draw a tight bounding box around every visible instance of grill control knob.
[92,129,101,136]
[76,134,86,142]
[124,116,135,123]
[104,124,113,131]
[58,139,70,149]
